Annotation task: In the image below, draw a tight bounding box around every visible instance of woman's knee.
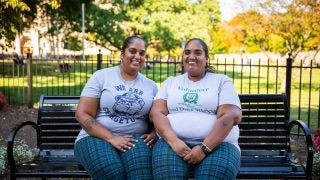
[152,139,189,179]
[74,136,126,179]
[195,142,240,179]
[121,136,153,179]
[90,161,126,180]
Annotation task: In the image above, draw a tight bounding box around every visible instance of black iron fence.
[1,53,319,131]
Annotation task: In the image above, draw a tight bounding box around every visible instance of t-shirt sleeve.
[80,71,103,98]
[218,76,241,109]
[152,82,159,97]
[154,77,173,100]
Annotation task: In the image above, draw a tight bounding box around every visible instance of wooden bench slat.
[239,94,284,102]
[239,144,287,150]
[40,131,80,136]
[240,130,286,136]
[40,118,78,124]
[40,111,76,117]
[40,137,77,143]
[42,96,80,104]
[40,144,75,149]
[239,137,287,143]
[241,117,286,123]
[41,106,77,111]
[40,124,81,130]
[239,123,286,129]
[241,103,284,109]
[241,150,286,156]
[242,110,285,116]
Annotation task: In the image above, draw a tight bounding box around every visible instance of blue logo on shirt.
[113,92,145,115]
[183,93,198,104]
[102,92,145,124]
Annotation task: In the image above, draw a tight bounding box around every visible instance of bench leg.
[10,174,16,180]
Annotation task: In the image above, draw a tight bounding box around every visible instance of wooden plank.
[240,130,286,136]
[40,111,76,117]
[40,131,80,137]
[40,118,78,124]
[241,117,286,123]
[239,123,286,129]
[239,144,287,150]
[40,137,77,143]
[40,143,75,149]
[242,110,285,116]
[241,103,284,109]
[239,137,287,143]
[40,124,81,130]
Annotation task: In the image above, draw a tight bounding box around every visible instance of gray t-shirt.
[154,73,241,150]
[76,66,158,142]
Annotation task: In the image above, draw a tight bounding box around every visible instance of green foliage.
[2,0,319,56]
[313,151,320,176]
[0,138,33,175]
[0,0,40,48]
[0,143,5,174]
[124,0,220,55]
[64,37,82,51]
[0,0,94,49]
[228,0,320,59]
[83,3,126,49]
[268,34,286,53]
[12,140,33,164]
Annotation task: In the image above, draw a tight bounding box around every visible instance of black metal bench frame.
[7,94,314,179]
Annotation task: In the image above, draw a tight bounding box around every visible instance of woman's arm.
[203,104,242,150]
[150,99,191,157]
[76,96,135,151]
[183,104,241,164]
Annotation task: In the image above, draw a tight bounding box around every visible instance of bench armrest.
[6,121,39,173]
[287,119,313,178]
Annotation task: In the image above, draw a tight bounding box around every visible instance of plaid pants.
[152,139,240,180]
[74,134,153,180]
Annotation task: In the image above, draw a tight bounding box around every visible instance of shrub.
[0,138,33,175]
[314,128,320,151]
[313,128,320,176]
[313,151,320,176]
[0,92,9,111]
[0,145,5,175]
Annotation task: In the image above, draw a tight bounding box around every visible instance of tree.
[229,0,320,60]
[0,0,40,49]
[122,0,221,55]
[0,0,94,51]
[1,0,221,55]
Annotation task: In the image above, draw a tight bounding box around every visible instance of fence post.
[97,49,102,70]
[286,53,292,110]
[26,49,33,108]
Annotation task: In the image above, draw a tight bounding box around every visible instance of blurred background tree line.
[1,0,319,59]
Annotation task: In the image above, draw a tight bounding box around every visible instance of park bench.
[7,94,313,179]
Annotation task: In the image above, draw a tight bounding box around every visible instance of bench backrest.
[37,94,289,151]
[238,94,289,151]
[38,95,80,149]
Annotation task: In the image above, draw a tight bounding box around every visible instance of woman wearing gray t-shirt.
[150,38,242,179]
[74,36,158,180]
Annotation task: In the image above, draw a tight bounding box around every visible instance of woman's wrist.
[199,142,212,155]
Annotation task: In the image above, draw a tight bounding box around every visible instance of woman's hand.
[109,135,137,152]
[141,131,158,148]
[183,145,206,164]
[168,138,191,158]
